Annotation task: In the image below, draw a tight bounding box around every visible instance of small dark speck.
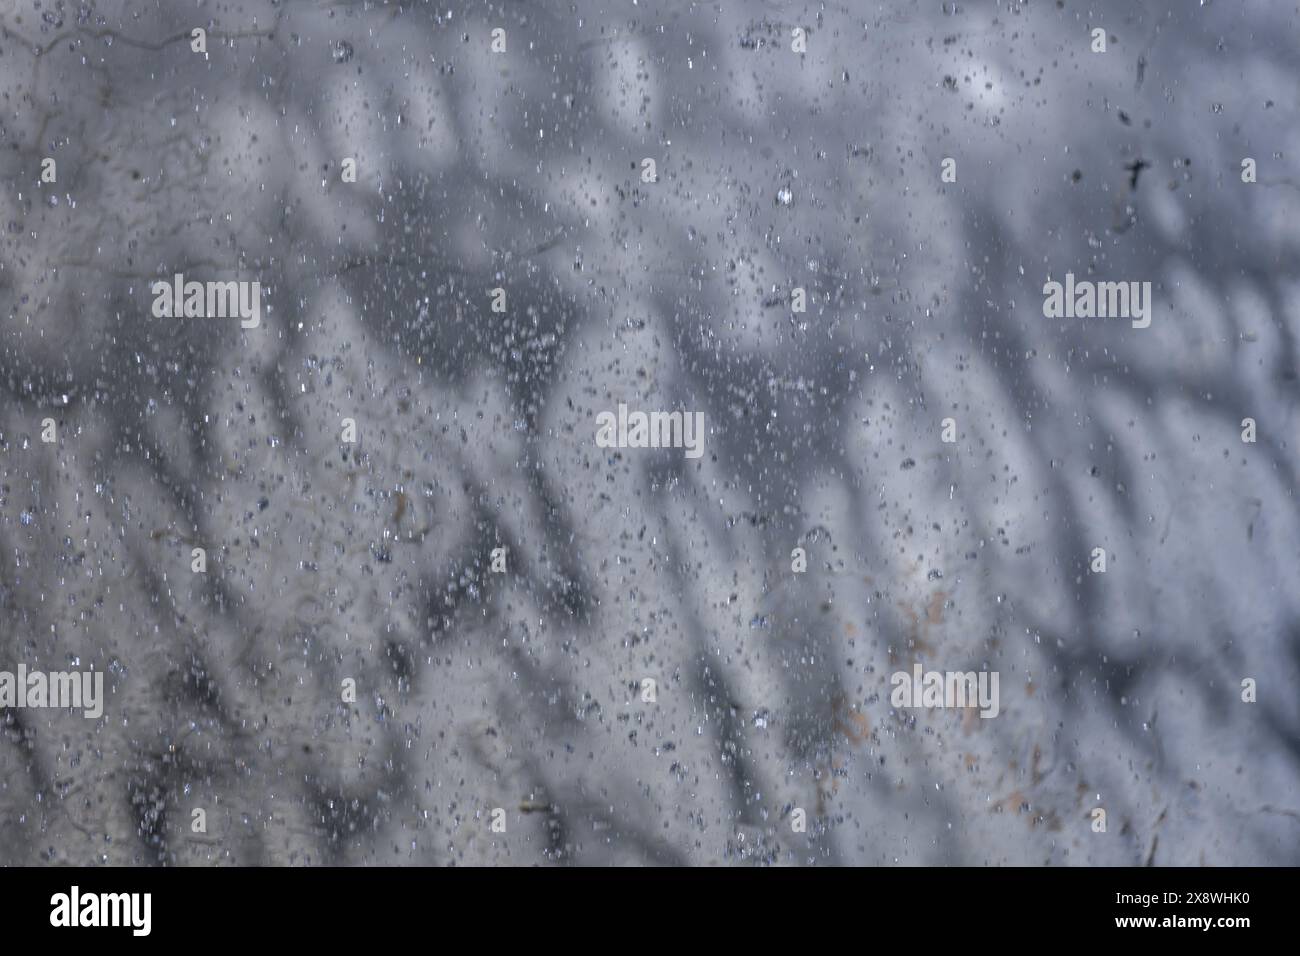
[1118,110,1131,126]
[1071,169,1083,183]
[258,497,269,511]
[900,458,916,470]
[1125,158,1150,190]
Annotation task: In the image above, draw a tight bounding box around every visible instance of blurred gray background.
[1,0,1298,865]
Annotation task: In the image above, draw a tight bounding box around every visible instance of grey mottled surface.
[1,0,1299,865]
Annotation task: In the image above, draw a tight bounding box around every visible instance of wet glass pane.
[0,0,1296,873]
